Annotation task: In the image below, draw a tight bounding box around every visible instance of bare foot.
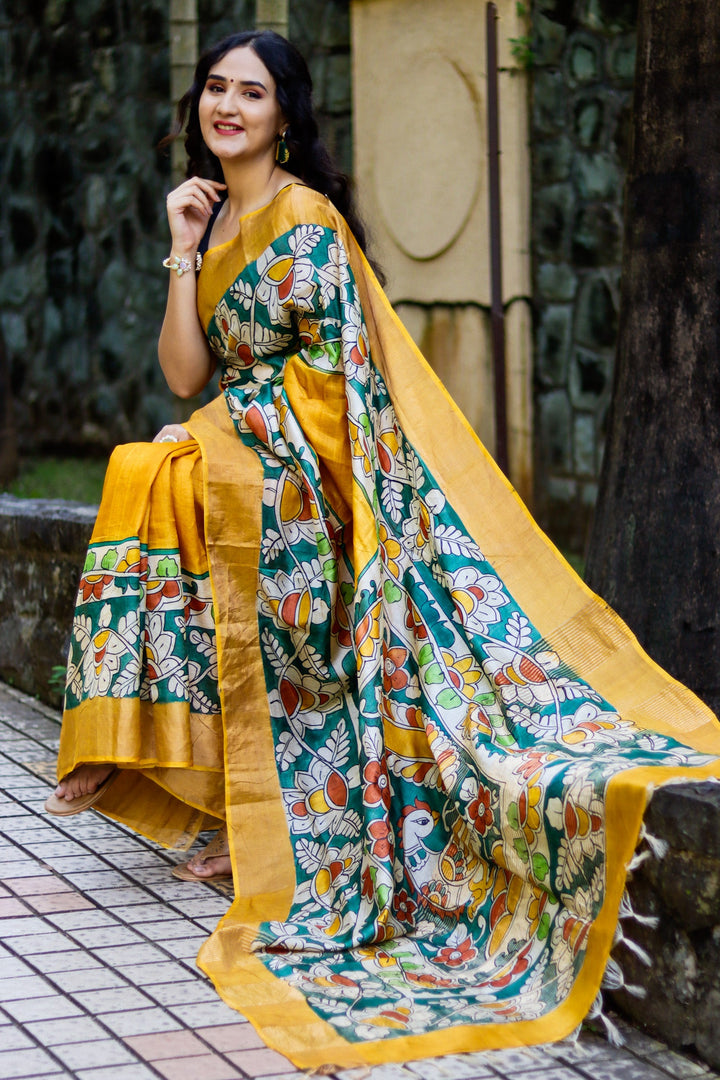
[55,764,114,802]
[175,826,231,881]
[186,853,232,878]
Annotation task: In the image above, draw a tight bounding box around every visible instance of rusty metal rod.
[486,1,509,475]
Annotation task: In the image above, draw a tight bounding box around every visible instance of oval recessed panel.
[373,53,481,261]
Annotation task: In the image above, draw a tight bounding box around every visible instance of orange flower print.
[354,600,381,661]
[368,818,393,860]
[363,759,391,810]
[513,750,553,780]
[489,940,533,988]
[468,784,494,835]
[392,888,417,925]
[436,935,477,968]
[405,597,429,640]
[404,705,424,729]
[361,866,374,900]
[383,645,410,693]
[145,578,182,611]
[80,574,114,602]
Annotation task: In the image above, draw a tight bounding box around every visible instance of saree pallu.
[57,185,720,1068]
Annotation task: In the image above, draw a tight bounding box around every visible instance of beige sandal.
[44,768,119,817]
[172,827,232,882]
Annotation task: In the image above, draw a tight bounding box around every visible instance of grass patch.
[2,456,106,504]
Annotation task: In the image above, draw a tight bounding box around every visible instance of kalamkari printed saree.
[56,184,720,1068]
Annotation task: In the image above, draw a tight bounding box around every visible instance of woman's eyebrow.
[206,73,268,91]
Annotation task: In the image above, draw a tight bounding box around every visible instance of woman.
[45,29,720,1070]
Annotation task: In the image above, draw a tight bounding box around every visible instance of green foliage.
[48,664,67,694]
[510,1,535,69]
[1,456,106,504]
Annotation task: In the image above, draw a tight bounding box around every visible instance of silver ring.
[159,435,178,443]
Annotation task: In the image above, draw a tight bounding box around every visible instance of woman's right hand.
[153,424,191,443]
[165,177,227,254]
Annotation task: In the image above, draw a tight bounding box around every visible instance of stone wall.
[0,0,350,456]
[531,0,636,552]
[612,783,720,1071]
[0,494,96,709]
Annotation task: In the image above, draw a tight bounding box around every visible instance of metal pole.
[486,2,509,475]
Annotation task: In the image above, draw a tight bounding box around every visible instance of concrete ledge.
[0,493,97,707]
[612,780,720,1070]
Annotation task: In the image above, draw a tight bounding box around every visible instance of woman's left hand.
[153,424,191,443]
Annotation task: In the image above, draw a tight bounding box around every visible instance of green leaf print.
[513,837,529,861]
[383,581,402,603]
[475,692,496,706]
[100,549,118,570]
[437,688,462,709]
[531,852,549,881]
[417,643,434,667]
[424,664,444,685]
[376,883,390,908]
[156,556,179,578]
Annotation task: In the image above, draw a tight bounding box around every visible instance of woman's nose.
[216,91,238,113]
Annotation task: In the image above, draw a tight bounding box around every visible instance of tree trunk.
[585,0,720,714]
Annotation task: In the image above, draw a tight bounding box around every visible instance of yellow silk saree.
[56,185,720,1068]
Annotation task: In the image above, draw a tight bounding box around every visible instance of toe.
[205,856,232,877]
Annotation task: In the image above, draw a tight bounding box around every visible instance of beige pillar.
[169,0,199,185]
[351,0,533,503]
[256,0,289,36]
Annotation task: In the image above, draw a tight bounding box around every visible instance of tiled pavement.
[1,681,718,1080]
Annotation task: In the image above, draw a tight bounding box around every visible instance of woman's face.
[198,46,285,166]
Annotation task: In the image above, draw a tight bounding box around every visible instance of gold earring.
[275,130,290,165]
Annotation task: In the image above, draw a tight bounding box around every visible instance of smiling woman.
[44,26,720,1075]
[198,54,284,168]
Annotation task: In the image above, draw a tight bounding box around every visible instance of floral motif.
[392,888,417,925]
[449,568,508,634]
[363,759,391,810]
[435,931,478,968]
[368,819,394,860]
[468,784,494,835]
[382,645,410,693]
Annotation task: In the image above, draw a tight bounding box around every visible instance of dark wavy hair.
[164,30,384,283]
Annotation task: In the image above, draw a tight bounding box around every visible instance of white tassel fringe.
[618,889,660,929]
